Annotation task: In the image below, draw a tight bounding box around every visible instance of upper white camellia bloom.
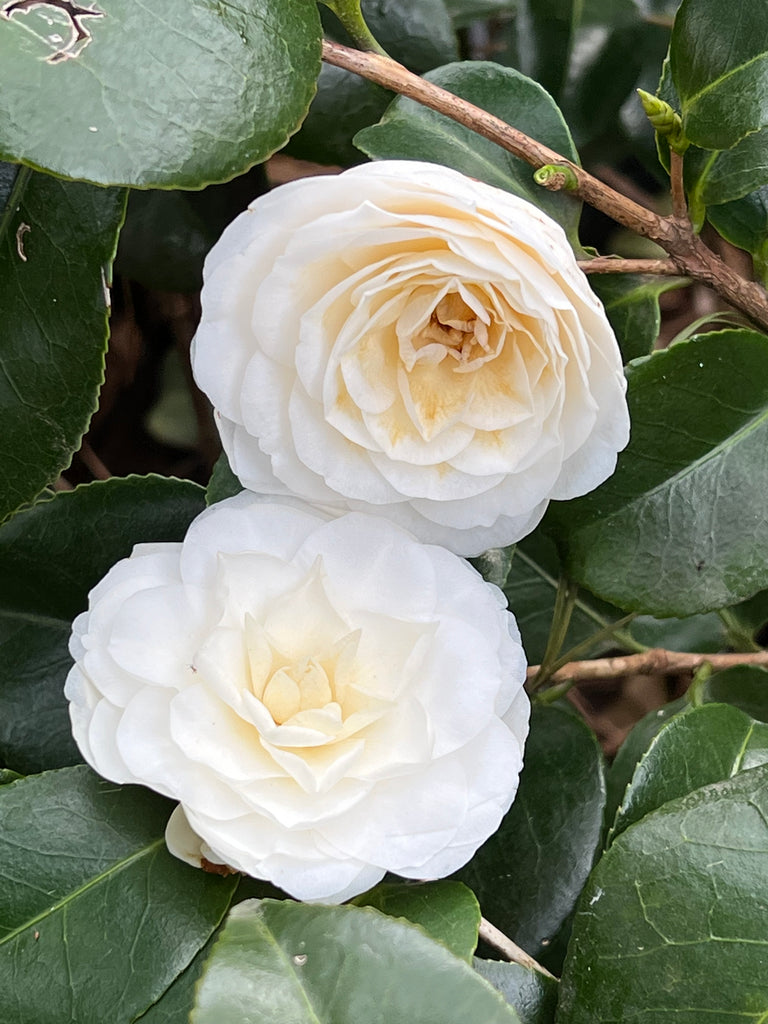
[192,160,629,556]
[65,493,529,903]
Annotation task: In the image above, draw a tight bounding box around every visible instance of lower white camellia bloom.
[65,493,529,903]
[192,160,630,556]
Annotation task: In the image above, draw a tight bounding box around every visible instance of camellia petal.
[65,496,529,903]
[191,160,630,555]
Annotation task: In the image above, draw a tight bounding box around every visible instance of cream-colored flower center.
[418,293,490,366]
[261,656,334,725]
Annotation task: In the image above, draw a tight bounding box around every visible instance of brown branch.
[577,257,682,276]
[478,918,556,979]
[78,439,111,480]
[527,649,768,686]
[322,40,768,334]
[669,150,687,220]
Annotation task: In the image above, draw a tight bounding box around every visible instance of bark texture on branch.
[527,649,768,686]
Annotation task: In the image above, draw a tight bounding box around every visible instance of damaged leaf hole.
[1,0,104,64]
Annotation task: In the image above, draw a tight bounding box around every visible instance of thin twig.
[78,439,111,480]
[577,257,682,276]
[322,40,768,334]
[526,648,768,686]
[478,918,557,979]
[669,149,687,220]
[530,575,577,689]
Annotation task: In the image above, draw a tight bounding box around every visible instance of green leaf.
[285,64,390,167]
[558,765,768,1023]
[474,959,558,1024]
[206,452,244,506]
[0,475,205,773]
[707,185,768,283]
[726,587,768,639]
[503,533,626,666]
[357,0,458,73]
[687,129,768,209]
[471,545,516,590]
[0,768,21,785]
[136,878,288,1024]
[589,273,686,363]
[116,168,268,293]
[0,172,126,522]
[610,702,768,841]
[0,159,17,211]
[456,706,605,961]
[136,940,214,1024]
[670,0,768,150]
[700,665,768,723]
[547,329,768,617]
[0,766,238,1024]
[355,61,582,243]
[353,881,480,962]
[627,611,728,653]
[287,0,457,167]
[604,695,689,831]
[191,900,522,1024]
[0,0,321,188]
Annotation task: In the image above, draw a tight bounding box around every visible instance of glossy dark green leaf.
[627,611,727,653]
[687,129,768,210]
[136,941,213,1024]
[503,534,626,665]
[0,766,237,1024]
[0,475,205,773]
[136,878,288,1024]
[285,64,390,167]
[604,696,689,830]
[0,159,16,210]
[0,768,21,785]
[353,881,480,962]
[475,959,558,1024]
[700,665,768,723]
[287,0,456,167]
[727,587,768,639]
[456,706,605,960]
[206,452,244,506]
[547,330,768,617]
[0,0,321,188]
[355,62,582,243]
[116,167,267,293]
[610,702,768,841]
[0,171,126,522]
[670,0,768,150]
[558,765,768,1023]
[707,185,768,284]
[359,0,458,73]
[590,273,685,362]
[191,899,521,1024]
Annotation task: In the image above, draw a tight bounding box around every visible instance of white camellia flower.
[65,493,529,903]
[192,160,629,556]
